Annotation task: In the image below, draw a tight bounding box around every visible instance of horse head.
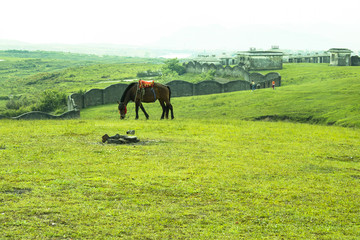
[117,101,127,119]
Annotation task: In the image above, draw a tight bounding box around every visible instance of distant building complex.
[236,47,283,71]
[287,52,330,64]
[186,46,360,71]
[329,48,352,66]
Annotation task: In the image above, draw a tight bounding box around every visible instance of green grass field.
[1,93,360,239]
[1,117,359,239]
[1,54,360,238]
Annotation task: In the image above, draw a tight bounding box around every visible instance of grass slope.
[0,54,162,97]
[1,62,360,238]
[0,55,161,110]
[83,64,360,128]
[0,118,359,239]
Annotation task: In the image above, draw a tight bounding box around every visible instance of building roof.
[191,54,222,64]
[236,50,283,56]
[328,48,352,53]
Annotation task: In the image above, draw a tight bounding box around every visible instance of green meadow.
[1,53,360,239]
[1,117,359,239]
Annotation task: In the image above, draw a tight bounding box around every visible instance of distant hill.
[0,50,164,98]
[0,49,164,63]
[0,39,197,58]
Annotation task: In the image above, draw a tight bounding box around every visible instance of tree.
[201,69,216,80]
[162,58,185,76]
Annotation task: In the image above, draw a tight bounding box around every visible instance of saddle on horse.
[138,80,155,89]
[136,80,156,102]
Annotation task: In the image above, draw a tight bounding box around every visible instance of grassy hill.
[1,49,360,128]
[0,51,163,112]
[0,50,162,96]
[1,59,360,238]
[1,61,161,95]
[82,63,360,128]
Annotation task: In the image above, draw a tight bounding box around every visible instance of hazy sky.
[1,0,360,51]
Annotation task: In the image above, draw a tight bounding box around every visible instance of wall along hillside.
[68,73,281,111]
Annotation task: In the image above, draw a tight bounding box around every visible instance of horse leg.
[159,101,166,119]
[135,102,140,119]
[165,105,169,119]
[139,103,149,119]
[166,102,174,119]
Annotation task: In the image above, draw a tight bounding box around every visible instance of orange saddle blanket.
[138,80,155,89]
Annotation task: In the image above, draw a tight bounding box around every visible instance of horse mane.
[120,82,137,102]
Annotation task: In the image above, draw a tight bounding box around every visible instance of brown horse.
[117,82,174,120]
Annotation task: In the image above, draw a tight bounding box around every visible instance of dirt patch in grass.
[3,188,32,195]
[253,115,335,125]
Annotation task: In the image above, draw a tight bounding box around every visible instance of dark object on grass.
[102,134,140,144]
[126,130,135,135]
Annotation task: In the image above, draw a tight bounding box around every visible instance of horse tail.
[167,86,171,101]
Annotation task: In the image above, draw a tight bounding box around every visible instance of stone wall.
[84,89,103,108]
[103,84,128,104]
[184,62,250,81]
[224,80,250,93]
[248,55,283,71]
[249,72,281,88]
[68,72,281,110]
[195,81,223,95]
[67,83,128,110]
[0,110,80,120]
[165,80,194,97]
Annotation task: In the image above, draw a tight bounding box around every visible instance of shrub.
[200,69,216,80]
[32,90,67,113]
[6,99,22,110]
[6,96,34,110]
[137,70,162,78]
[1,107,33,117]
[162,58,185,76]
[0,96,10,101]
